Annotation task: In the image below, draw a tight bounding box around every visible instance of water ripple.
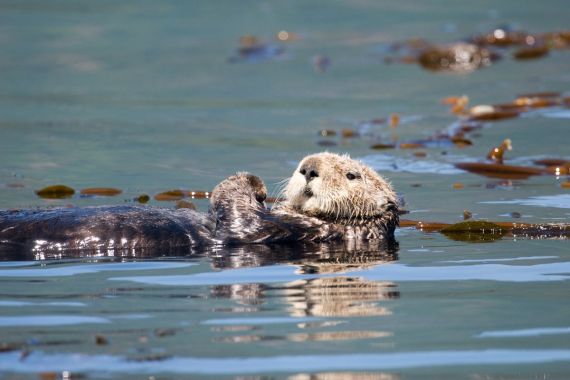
[481,194,570,209]
[202,317,323,325]
[0,315,110,327]
[112,261,570,287]
[361,154,464,175]
[476,327,570,338]
[1,349,569,374]
[0,262,194,277]
[0,300,85,307]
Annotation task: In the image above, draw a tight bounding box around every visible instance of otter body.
[0,154,399,257]
[0,205,213,252]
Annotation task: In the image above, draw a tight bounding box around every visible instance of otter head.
[209,172,269,243]
[281,153,398,224]
[210,172,267,213]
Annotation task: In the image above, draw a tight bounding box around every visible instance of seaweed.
[80,187,122,196]
[35,185,75,199]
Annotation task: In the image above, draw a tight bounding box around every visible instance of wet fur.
[274,152,399,241]
[0,154,400,256]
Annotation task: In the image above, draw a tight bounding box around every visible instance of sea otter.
[0,153,399,256]
[207,152,399,245]
[276,152,399,240]
[0,172,266,254]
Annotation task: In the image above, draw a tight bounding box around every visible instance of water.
[1,0,569,378]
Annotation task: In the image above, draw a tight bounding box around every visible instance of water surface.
[0,1,569,378]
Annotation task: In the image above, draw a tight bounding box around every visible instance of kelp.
[401,219,570,242]
[35,185,75,199]
[80,187,122,196]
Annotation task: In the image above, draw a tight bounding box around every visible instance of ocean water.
[0,1,569,378]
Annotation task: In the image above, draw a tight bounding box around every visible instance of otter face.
[282,153,397,221]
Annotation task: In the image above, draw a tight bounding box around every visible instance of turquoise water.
[1,1,569,378]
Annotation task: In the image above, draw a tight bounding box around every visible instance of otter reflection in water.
[0,153,399,258]
[209,240,399,318]
[208,241,399,346]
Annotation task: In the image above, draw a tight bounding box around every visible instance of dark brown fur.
[0,154,400,257]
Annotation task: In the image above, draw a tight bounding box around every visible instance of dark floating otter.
[0,153,400,258]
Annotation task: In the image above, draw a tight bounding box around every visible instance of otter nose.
[299,163,319,182]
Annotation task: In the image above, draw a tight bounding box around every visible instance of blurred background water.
[0,0,569,378]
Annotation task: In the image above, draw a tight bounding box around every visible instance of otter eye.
[255,193,266,204]
[346,172,360,180]
[300,168,306,175]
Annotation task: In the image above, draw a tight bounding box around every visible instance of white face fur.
[282,153,396,220]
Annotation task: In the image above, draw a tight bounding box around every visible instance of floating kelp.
[35,185,75,199]
[441,220,503,233]
[401,219,570,241]
[543,164,570,175]
[517,91,561,98]
[441,220,506,242]
[456,138,568,179]
[135,194,150,204]
[471,28,570,56]
[80,187,122,196]
[455,162,544,180]
[468,106,520,121]
[450,136,473,147]
[399,143,423,149]
[370,143,396,150]
[513,45,549,60]
[471,28,570,51]
[442,91,566,125]
[486,139,512,164]
[153,189,211,201]
[471,28,531,47]
[386,28,568,72]
[341,128,358,138]
[417,42,497,72]
[94,334,109,345]
[454,122,484,134]
[542,30,570,49]
[385,39,498,72]
[513,96,561,108]
[154,189,186,201]
[534,159,570,167]
[228,35,285,63]
[186,190,210,199]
